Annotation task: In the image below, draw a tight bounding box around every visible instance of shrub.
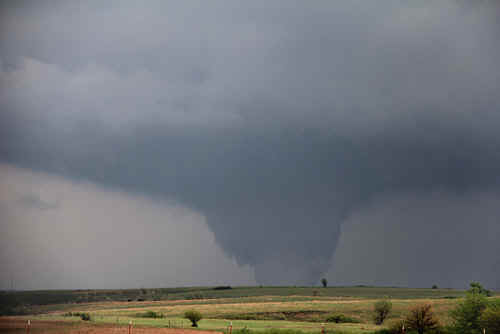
[321,278,328,288]
[214,286,232,290]
[136,310,164,318]
[184,310,202,327]
[274,312,287,320]
[327,314,345,323]
[450,285,488,334]
[326,313,359,323]
[469,282,491,297]
[387,320,407,334]
[479,304,500,334]
[432,285,438,290]
[64,311,91,320]
[240,326,251,334]
[186,292,204,300]
[406,304,439,334]
[374,300,393,325]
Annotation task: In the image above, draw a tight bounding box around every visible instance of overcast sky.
[1,0,500,290]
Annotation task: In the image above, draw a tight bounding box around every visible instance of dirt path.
[0,317,221,334]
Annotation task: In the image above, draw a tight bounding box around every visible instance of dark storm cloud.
[329,191,500,290]
[1,0,500,287]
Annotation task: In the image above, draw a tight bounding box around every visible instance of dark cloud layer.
[1,0,500,287]
[329,191,500,290]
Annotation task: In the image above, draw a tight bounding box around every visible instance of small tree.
[479,304,500,334]
[184,310,202,327]
[373,300,392,325]
[450,283,488,334]
[469,282,491,297]
[406,304,439,334]
[432,285,438,289]
[321,278,328,288]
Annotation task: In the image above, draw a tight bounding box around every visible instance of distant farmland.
[1,286,499,334]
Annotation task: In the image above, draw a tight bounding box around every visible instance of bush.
[240,326,251,334]
[326,313,359,323]
[186,292,204,300]
[184,310,202,327]
[374,300,393,325]
[321,278,328,288]
[387,320,407,334]
[214,286,232,290]
[479,304,500,334]
[63,312,91,321]
[450,285,488,334]
[469,282,491,297]
[432,285,438,289]
[274,312,287,320]
[136,310,164,318]
[406,304,439,334]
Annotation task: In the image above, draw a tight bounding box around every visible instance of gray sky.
[1,0,500,290]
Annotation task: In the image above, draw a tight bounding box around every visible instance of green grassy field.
[2,286,499,334]
[0,286,476,313]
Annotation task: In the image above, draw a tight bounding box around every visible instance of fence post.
[26,320,31,334]
[321,323,325,334]
[128,320,132,334]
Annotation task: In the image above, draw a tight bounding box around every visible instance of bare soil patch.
[0,317,220,334]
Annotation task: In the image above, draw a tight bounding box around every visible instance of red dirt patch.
[0,317,221,334]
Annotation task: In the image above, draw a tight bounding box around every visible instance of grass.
[19,296,491,332]
[0,286,477,311]
[76,296,461,324]
[1,286,481,316]
[29,314,377,334]
[2,286,499,334]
